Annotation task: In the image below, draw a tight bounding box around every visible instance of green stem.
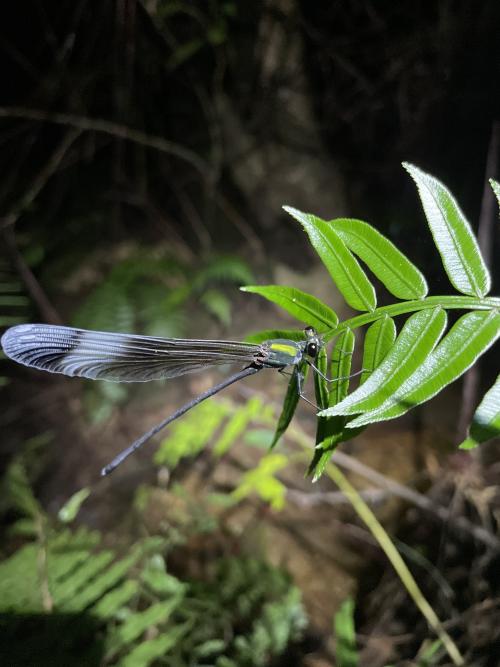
[324,461,465,666]
[287,427,465,666]
[324,295,500,341]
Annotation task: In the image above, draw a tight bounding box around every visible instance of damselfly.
[1,323,327,475]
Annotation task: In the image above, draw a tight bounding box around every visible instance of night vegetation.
[1,2,500,666]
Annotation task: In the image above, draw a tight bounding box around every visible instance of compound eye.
[304,326,316,337]
[306,342,318,357]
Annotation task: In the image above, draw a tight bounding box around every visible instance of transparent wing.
[1,324,263,382]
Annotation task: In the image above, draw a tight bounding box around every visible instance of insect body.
[1,323,322,475]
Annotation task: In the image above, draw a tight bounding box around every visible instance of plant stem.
[324,295,500,341]
[288,426,465,666]
[323,460,465,666]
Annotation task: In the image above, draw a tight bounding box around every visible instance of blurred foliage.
[65,247,253,423]
[155,395,273,467]
[0,261,29,329]
[71,250,253,338]
[152,393,297,513]
[331,597,444,667]
[0,260,29,387]
[333,598,358,667]
[233,453,288,511]
[0,454,307,667]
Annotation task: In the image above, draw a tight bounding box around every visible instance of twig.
[35,514,53,612]
[329,449,500,551]
[288,487,388,507]
[2,227,62,324]
[0,106,210,177]
[456,121,499,442]
[1,127,81,229]
[1,129,81,323]
[323,460,465,666]
[242,379,500,551]
[216,193,265,255]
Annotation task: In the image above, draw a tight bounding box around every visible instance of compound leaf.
[404,163,490,297]
[322,308,447,417]
[241,285,338,332]
[330,218,427,299]
[284,207,376,312]
[460,373,500,449]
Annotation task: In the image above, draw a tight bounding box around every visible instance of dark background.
[1,2,500,666]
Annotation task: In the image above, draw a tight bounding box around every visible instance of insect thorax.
[262,340,304,367]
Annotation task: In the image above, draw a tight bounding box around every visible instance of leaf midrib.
[324,295,500,341]
[423,181,480,295]
[361,310,500,418]
[280,288,337,328]
[336,226,420,295]
[346,307,444,409]
[315,225,372,311]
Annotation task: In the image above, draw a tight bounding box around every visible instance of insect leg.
[307,360,365,384]
[295,365,319,410]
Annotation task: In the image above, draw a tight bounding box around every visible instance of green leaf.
[194,256,254,287]
[233,453,288,510]
[309,330,356,480]
[416,639,444,666]
[284,206,376,312]
[57,548,142,611]
[360,315,397,384]
[241,285,338,332]
[460,373,500,449]
[323,308,447,418]
[54,551,115,609]
[329,329,356,406]
[245,329,304,344]
[116,622,190,667]
[270,364,308,448]
[58,487,91,523]
[403,163,491,297]
[4,461,43,519]
[0,295,30,306]
[7,518,37,538]
[329,218,428,299]
[200,289,232,325]
[244,428,275,448]
[490,178,500,207]
[141,562,186,597]
[334,597,359,667]
[347,310,500,427]
[155,400,228,468]
[313,346,329,410]
[111,598,183,648]
[92,580,139,620]
[194,639,227,658]
[213,396,263,456]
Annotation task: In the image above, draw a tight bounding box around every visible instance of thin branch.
[2,226,62,324]
[288,487,388,507]
[456,121,499,441]
[1,127,81,229]
[330,449,500,551]
[238,382,500,551]
[216,193,265,255]
[0,106,210,177]
[1,129,81,323]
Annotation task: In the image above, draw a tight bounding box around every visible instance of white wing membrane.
[1,324,263,382]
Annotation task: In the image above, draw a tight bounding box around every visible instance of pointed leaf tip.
[329,218,428,300]
[459,373,500,449]
[242,285,338,331]
[490,179,500,207]
[403,163,491,297]
[284,207,376,312]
